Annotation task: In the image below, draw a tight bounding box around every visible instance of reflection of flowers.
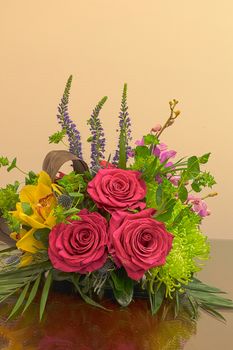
[0,293,196,350]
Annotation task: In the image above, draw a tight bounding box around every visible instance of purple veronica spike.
[88,96,108,169]
[57,76,83,159]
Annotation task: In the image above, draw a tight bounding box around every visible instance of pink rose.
[87,168,146,212]
[48,210,108,273]
[108,209,173,280]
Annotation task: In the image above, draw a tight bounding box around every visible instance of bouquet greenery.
[0,76,232,321]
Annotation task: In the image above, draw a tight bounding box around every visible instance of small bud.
[174,110,181,117]
[151,124,162,132]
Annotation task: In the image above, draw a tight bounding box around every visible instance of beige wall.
[0,1,232,239]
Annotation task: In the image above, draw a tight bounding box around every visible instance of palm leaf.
[40,270,52,321]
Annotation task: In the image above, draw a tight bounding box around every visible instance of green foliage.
[57,171,86,193]
[21,202,33,216]
[34,228,51,247]
[53,204,80,224]
[49,129,67,144]
[182,277,233,322]
[0,182,19,214]
[40,270,53,320]
[133,146,160,181]
[0,156,18,172]
[148,283,165,315]
[72,274,109,311]
[198,152,211,164]
[0,260,52,320]
[0,156,9,167]
[25,171,38,185]
[191,171,216,192]
[110,268,134,307]
[7,158,17,172]
[147,200,210,298]
[143,134,159,146]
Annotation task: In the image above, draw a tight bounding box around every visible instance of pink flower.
[48,210,108,273]
[135,138,145,146]
[187,195,211,217]
[151,124,162,132]
[153,143,177,164]
[168,174,180,186]
[108,209,173,280]
[87,168,146,212]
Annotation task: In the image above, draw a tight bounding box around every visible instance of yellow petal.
[16,228,45,253]
[19,184,37,204]
[37,170,52,187]
[19,253,33,267]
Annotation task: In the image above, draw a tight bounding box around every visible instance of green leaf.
[110,268,134,307]
[174,290,180,318]
[178,185,188,202]
[155,199,177,222]
[0,156,9,167]
[199,152,211,164]
[7,158,17,172]
[149,283,165,315]
[187,156,200,178]
[21,202,33,216]
[200,303,226,322]
[48,129,66,144]
[8,282,30,319]
[188,290,233,309]
[34,228,50,246]
[186,278,226,294]
[40,270,52,321]
[135,146,150,158]
[187,294,198,319]
[156,185,163,207]
[22,274,41,314]
[72,275,109,311]
[143,134,159,145]
[191,181,201,192]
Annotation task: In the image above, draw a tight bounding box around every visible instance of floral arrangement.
[0,76,232,322]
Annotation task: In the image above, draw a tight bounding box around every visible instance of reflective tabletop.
[0,239,232,350]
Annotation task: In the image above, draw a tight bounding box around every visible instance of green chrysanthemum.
[148,200,210,297]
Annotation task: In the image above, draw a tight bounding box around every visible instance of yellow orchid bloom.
[11,171,59,258]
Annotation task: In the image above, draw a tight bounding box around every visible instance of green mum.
[148,201,210,297]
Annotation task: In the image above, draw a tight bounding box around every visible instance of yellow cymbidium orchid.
[11,171,60,259]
